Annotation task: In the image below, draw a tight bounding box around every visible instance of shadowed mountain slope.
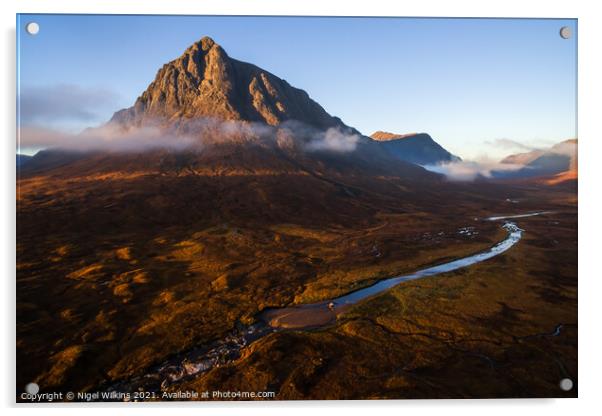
[370,131,460,165]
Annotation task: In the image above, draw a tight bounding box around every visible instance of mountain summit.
[24,36,441,185]
[111,36,353,132]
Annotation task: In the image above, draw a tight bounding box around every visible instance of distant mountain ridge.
[494,139,577,183]
[369,131,460,166]
[371,131,421,141]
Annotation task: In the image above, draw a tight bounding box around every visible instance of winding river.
[104,211,550,396]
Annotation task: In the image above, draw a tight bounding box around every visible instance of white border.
[2,1,601,415]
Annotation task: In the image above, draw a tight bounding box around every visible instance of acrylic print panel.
[16,14,577,402]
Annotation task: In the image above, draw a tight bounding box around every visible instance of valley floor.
[171,209,577,399]
[16,170,577,400]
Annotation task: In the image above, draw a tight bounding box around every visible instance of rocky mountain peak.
[110,36,354,132]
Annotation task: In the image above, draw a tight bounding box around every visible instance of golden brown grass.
[17,166,577,398]
[172,209,577,399]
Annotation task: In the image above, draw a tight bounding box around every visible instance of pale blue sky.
[17,14,577,159]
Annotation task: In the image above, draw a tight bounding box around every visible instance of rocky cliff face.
[111,36,353,133]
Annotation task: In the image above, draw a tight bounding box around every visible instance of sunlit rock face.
[110,36,354,133]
